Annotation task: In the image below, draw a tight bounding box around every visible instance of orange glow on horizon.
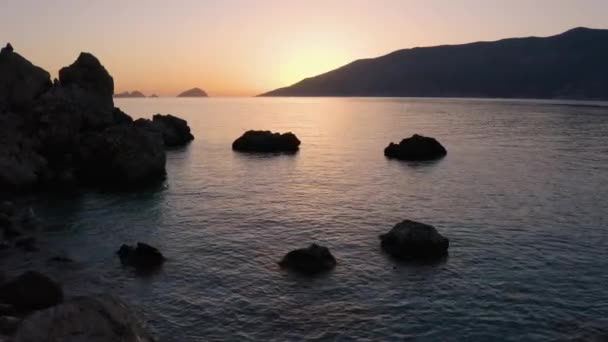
[4,0,607,96]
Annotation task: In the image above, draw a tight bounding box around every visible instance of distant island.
[177,87,208,97]
[149,94,159,98]
[114,90,146,98]
[260,27,608,100]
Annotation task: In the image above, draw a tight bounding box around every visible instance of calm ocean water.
[6,97,608,341]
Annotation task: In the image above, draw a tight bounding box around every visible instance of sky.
[1,0,607,96]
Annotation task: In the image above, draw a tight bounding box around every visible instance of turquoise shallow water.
[6,97,608,341]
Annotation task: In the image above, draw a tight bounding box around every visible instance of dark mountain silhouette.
[177,87,208,97]
[114,90,146,98]
[261,27,608,100]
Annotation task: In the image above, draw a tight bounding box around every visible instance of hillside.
[261,27,608,100]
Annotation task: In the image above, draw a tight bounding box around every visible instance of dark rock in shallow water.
[152,114,194,146]
[380,220,449,259]
[0,43,51,109]
[12,295,156,342]
[0,271,63,311]
[232,130,300,153]
[117,242,165,270]
[135,114,194,147]
[279,243,336,274]
[384,134,447,161]
[77,125,166,187]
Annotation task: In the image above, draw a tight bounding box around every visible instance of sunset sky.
[2,0,607,96]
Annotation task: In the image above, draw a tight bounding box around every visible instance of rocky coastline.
[0,43,194,340]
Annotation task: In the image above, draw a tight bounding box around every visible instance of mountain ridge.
[260,27,608,100]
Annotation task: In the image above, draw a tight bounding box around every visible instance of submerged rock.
[232,130,300,153]
[117,242,165,270]
[380,220,449,259]
[134,114,194,147]
[384,134,447,161]
[0,271,63,311]
[279,243,336,274]
[12,295,156,342]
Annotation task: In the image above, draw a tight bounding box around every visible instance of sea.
[4,97,608,341]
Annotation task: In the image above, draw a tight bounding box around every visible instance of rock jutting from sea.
[232,130,301,153]
[0,43,194,193]
[384,134,447,161]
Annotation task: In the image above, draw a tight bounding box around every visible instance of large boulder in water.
[384,134,447,161]
[380,220,449,259]
[279,243,336,274]
[12,295,156,342]
[134,114,194,147]
[0,43,52,110]
[232,130,300,153]
[76,125,166,187]
[117,242,165,271]
[0,271,63,311]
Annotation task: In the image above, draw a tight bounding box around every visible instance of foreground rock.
[384,134,447,161]
[12,295,156,342]
[380,220,449,259]
[117,242,165,271]
[0,44,195,193]
[0,271,63,311]
[232,130,300,153]
[279,243,336,274]
[135,114,194,147]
